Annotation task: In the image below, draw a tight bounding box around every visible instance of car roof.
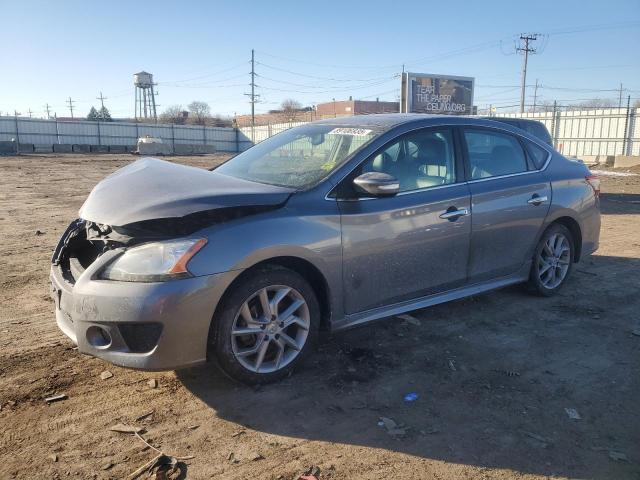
[313,113,520,131]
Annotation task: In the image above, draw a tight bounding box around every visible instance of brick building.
[315,99,399,119]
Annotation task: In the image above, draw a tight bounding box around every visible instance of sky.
[1,0,639,119]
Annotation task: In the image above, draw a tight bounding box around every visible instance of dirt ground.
[0,153,639,480]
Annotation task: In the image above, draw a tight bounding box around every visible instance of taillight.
[586,175,600,198]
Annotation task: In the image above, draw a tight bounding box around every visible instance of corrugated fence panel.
[58,121,100,144]
[15,118,58,144]
[174,125,203,143]
[495,107,638,157]
[0,117,17,141]
[99,122,138,145]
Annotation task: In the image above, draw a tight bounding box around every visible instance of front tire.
[527,224,574,296]
[211,266,320,384]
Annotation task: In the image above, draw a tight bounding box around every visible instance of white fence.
[239,109,639,159]
[3,109,638,158]
[238,122,308,144]
[494,107,638,157]
[0,116,250,152]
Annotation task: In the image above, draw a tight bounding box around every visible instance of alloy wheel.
[537,233,571,289]
[230,285,310,373]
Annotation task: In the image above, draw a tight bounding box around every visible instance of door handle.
[527,195,548,206]
[439,208,469,220]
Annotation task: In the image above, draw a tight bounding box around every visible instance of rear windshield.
[216,124,380,188]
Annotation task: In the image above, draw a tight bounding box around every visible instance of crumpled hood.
[79,157,294,226]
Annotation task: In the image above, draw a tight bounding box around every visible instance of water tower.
[134,71,157,122]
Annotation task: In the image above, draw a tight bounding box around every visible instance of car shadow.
[177,254,640,479]
[600,193,640,214]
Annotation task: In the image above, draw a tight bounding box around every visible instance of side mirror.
[353,172,400,197]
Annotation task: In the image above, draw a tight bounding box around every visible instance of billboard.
[400,72,474,115]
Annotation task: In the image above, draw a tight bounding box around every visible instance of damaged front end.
[52,204,282,283]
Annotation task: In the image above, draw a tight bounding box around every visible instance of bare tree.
[571,98,616,110]
[188,101,211,125]
[160,105,187,124]
[281,98,302,120]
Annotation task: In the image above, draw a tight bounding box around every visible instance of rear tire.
[210,266,320,384]
[527,223,575,297]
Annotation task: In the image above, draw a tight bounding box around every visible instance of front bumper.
[50,253,239,370]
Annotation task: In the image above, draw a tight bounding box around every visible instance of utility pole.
[66,97,75,118]
[251,50,255,128]
[27,109,33,118]
[618,83,623,108]
[516,33,538,114]
[532,79,540,113]
[243,49,259,141]
[97,92,107,109]
[44,103,51,119]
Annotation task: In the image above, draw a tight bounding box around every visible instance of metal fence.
[3,108,638,158]
[493,107,638,157]
[0,116,248,152]
[238,108,639,159]
[238,122,308,145]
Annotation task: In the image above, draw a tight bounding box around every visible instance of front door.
[337,127,471,314]
[462,127,552,282]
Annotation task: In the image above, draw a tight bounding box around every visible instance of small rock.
[35,230,44,236]
[564,408,581,420]
[147,379,158,389]
[231,430,245,437]
[100,371,113,380]
[188,425,199,430]
[304,465,321,477]
[102,462,113,471]
[250,452,265,461]
[49,454,58,462]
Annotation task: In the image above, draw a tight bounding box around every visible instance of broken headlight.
[100,238,207,282]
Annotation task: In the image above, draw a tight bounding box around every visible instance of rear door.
[462,127,551,283]
[337,127,471,314]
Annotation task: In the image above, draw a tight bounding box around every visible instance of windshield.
[215,124,379,188]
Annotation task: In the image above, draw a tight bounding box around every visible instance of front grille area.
[54,220,104,284]
[118,323,163,353]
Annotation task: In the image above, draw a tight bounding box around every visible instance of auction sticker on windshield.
[328,128,373,136]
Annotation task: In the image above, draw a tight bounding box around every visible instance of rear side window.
[464,129,528,180]
[520,121,552,145]
[524,140,549,169]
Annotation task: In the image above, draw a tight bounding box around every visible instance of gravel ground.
[0,154,638,480]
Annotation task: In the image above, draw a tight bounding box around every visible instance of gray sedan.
[51,114,601,384]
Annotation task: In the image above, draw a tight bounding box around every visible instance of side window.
[360,129,456,192]
[524,140,549,169]
[521,121,553,145]
[464,129,528,180]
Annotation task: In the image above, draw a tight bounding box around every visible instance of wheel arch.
[550,216,582,262]
[207,256,332,352]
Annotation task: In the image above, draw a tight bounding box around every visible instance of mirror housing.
[353,172,400,197]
